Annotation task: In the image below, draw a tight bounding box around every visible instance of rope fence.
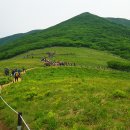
[0,67,42,129]
[0,95,31,130]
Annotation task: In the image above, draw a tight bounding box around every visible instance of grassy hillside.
[0,47,129,77]
[1,67,130,130]
[1,47,130,129]
[0,47,129,85]
[0,30,41,45]
[0,33,24,45]
[107,18,130,29]
[1,12,130,60]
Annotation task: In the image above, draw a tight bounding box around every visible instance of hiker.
[22,67,26,73]
[4,68,9,76]
[41,57,47,62]
[18,69,21,77]
[14,71,19,82]
[44,61,52,66]
[11,69,15,76]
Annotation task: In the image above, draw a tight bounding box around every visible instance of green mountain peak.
[0,12,130,60]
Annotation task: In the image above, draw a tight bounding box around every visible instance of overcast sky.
[0,0,130,38]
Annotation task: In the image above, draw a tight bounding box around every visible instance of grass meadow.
[0,47,129,76]
[1,47,130,130]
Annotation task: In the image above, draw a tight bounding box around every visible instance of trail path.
[0,67,39,130]
[0,67,38,90]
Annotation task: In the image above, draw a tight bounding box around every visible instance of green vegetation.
[1,67,130,130]
[107,60,130,72]
[0,47,130,129]
[0,12,130,60]
[0,76,12,85]
[112,89,128,98]
[0,47,129,76]
[0,30,41,45]
[107,18,130,29]
[0,33,25,45]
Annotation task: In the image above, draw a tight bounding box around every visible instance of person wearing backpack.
[18,69,21,77]
[14,71,19,82]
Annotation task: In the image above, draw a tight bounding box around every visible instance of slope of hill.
[1,47,129,73]
[0,12,130,60]
[1,47,130,85]
[107,17,130,28]
[0,33,24,45]
[0,30,41,45]
[1,47,130,130]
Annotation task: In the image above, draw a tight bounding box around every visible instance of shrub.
[0,77,12,85]
[24,91,38,101]
[112,90,127,98]
[46,111,58,130]
[107,61,130,71]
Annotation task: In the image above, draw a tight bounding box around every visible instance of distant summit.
[0,12,130,60]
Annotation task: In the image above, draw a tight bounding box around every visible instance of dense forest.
[0,12,130,60]
[107,18,130,28]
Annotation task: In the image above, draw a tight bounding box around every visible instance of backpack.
[15,72,19,77]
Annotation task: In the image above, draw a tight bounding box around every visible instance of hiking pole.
[17,112,22,130]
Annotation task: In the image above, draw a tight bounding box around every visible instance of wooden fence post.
[17,112,22,130]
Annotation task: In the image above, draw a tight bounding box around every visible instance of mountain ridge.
[107,17,130,28]
[0,29,41,45]
[0,12,130,60]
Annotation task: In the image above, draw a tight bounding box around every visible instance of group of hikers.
[41,57,76,66]
[4,68,26,82]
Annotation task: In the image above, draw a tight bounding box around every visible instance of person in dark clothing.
[12,69,15,76]
[14,71,19,82]
[17,69,21,77]
[4,68,9,76]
